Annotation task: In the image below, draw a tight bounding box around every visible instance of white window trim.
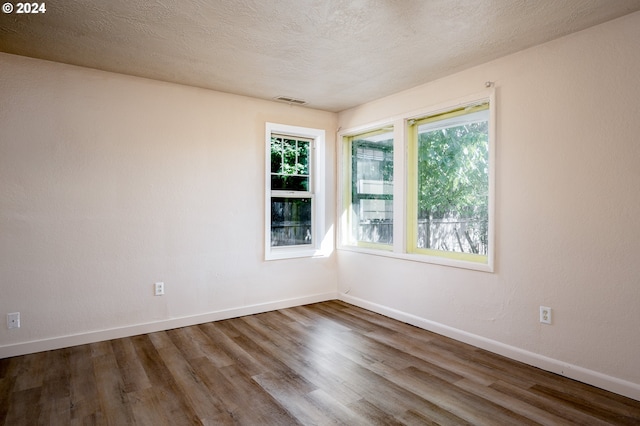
[265,122,327,260]
[337,90,495,272]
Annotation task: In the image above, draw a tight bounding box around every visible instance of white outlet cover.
[7,312,20,329]
[540,306,552,324]
[155,282,165,296]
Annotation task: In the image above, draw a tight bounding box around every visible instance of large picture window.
[265,123,326,260]
[408,103,490,263]
[339,92,494,271]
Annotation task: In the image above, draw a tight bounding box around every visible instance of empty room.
[2,0,640,424]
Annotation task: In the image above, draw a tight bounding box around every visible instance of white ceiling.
[2,0,640,112]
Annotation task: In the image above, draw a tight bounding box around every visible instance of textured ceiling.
[2,0,640,112]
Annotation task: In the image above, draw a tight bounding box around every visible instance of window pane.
[416,107,489,255]
[295,139,309,175]
[350,130,393,245]
[271,175,309,191]
[271,137,283,174]
[271,136,310,191]
[271,197,312,246]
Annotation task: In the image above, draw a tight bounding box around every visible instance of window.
[408,103,490,263]
[265,123,326,260]
[343,127,394,248]
[270,135,312,247]
[339,92,494,271]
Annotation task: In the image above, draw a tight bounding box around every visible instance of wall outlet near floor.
[540,306,552,324]
[154,282,165,296]
[7,312,20,329]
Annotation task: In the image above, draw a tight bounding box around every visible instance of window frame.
[265,123,327,260]
[338,90,495,272]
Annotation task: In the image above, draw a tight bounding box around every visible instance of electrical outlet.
[7,312,20,329]
[154,282,165,296]
[540,306,552,324]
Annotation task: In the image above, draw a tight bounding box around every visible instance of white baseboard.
[0,292,337,359]
[340,293,640,402]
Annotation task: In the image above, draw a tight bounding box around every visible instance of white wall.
[0,53,337,355]
[337,12,640,400]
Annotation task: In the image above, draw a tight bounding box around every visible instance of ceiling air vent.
[274,96,307,105]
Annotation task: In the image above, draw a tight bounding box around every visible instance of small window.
[408,102,491,263]
[265,123,326,260]
[270,133,312,247]
[343,127,394,248]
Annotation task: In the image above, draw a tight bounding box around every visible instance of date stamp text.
[3,3,47,14]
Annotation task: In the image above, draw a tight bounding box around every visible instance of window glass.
[412,105,489,258]
[270,197,312,247]
[270,136,311,191]
[347,128,394,246]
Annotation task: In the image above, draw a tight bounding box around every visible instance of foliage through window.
[409,103,490,260]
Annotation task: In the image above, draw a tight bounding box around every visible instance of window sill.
[337,245,494,273]
[265,247,330,261]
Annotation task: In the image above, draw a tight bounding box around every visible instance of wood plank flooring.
[1,300,639,425]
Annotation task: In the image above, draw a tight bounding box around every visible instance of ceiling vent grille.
[274,96,307,105]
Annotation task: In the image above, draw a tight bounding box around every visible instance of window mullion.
[392,119,406,254]
[406,120,419,254]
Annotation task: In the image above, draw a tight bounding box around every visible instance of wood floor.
[1,301,639,425]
